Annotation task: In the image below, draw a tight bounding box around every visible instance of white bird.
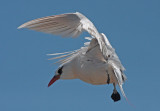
[18,12,127,102]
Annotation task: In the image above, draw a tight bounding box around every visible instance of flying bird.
[18,12,127,102]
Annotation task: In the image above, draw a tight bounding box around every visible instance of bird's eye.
[57,66,63,75]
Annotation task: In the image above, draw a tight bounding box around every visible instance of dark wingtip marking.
[48,75,60,87]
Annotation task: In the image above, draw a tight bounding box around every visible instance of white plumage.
[18,12,127,102]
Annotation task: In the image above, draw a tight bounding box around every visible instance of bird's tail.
[112,65,134,106]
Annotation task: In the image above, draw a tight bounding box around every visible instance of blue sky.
[0,0,160,111]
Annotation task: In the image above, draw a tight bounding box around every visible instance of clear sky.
[0,0,160,111]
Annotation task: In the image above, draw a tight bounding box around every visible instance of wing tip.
[17,24,27,29]
[17,25,23,29]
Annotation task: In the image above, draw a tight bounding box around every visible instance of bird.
[18,12,127,102]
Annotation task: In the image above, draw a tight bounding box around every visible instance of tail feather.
[112,65,128,100]
[119,84,128,101]
[112,65,134,106]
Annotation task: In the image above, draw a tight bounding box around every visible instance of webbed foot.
[111,91,121,102]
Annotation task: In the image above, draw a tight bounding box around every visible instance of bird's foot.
[111,91,121,102]
[107,74,110,84]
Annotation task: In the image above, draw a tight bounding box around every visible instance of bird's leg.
[106,70,110,84]
[111,83,121,102]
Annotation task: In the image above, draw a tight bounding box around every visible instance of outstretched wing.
[18,12,109,59]
[18,12,83,37]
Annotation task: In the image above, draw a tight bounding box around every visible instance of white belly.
[74,56,116,85]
